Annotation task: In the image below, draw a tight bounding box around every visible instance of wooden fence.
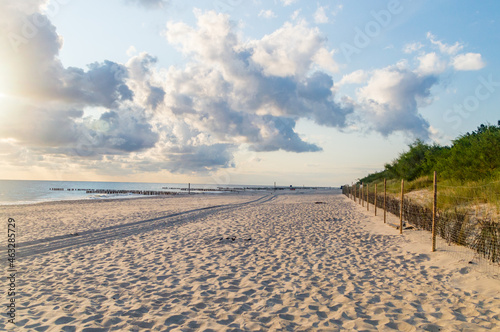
[342,172,500,265]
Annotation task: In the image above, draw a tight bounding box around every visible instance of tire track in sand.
[18,194,277,258]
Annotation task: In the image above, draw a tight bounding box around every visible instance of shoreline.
[0,189,270,208]
[0,179,333,207]
[0,184,335,207]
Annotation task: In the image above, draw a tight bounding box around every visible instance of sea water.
[0,180,257,205]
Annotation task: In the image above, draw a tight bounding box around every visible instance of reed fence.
[342,173,500,271]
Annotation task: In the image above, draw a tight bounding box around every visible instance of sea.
[0,179,270,206]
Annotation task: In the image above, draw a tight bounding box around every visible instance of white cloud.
[249,21,338,77]
[314,6,329,24]
[258,9,276,19]
[290,9,301,20]
[280,0,298,6]
[356,63,438,138]
[125,0,169,9]
[339,70,368,85]
[428,125,448,144]
[417,52,447,75]
[403,42,424,54]
[427,32,463,55]
[164,11,352,151]
[452,53,486,71]
[126,45,137,57]
[312,48,339,73]
[331,4,343,17]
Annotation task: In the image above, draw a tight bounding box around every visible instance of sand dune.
[2,191,500,331]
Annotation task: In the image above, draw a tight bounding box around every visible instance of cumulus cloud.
[0,4,164,173]
[421,33,485,72]
[452,53,486,71]
[346,33,487,140]
[165,144,236,173]
[416,52,447,75]
[280,0,298,6]
[427,32,463,55]
[9,4,480,176]
[124,0,169,9]
[0,6,133,108]
[290,9,302,20]
[126,53,165,110]
[249,21,338,77]
[0,5,354,176]
[339,70,368,86]
[314,6,329,24]
[0,98,158,157]
[357,63,437,138]
[163,11,351,153]
[331,4,343,17]
[403,42,424,54]
[258,9,276,19]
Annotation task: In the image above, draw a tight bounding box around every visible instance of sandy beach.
[2,190,500,331]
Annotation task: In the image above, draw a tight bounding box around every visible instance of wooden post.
[384,179,387,223]
[374,184,377,216]
[357,184,360,204]
[366,183,369,211]
[400,179,404,234]
[361,182,364,207]
[354,184,356,202]
[357,184,360,203]
[358,184,360,204]
[188,183,191,195]
[432,171,437,252]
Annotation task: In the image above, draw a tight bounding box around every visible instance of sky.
[0,0,499,187]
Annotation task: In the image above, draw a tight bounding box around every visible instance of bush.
[359,122,500,185]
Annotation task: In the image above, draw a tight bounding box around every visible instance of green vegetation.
[357,122,500,211]
[361,122,500,184]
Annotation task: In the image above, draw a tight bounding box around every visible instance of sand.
[2,190,500,331]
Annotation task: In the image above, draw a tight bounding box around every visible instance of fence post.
[366,183,369,211]
[354,184,356,202]
[432,171,437,252]
[358,184,361,204]
[384,179,387,223]
[374,184,377,216]
[400,179,404,234]
[361,182,364,207]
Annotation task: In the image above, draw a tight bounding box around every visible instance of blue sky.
[0,0,499,186]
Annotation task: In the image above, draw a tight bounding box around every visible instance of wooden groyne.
[84,189,176,196]
[50,185,332,196]
[50,188,176,196]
